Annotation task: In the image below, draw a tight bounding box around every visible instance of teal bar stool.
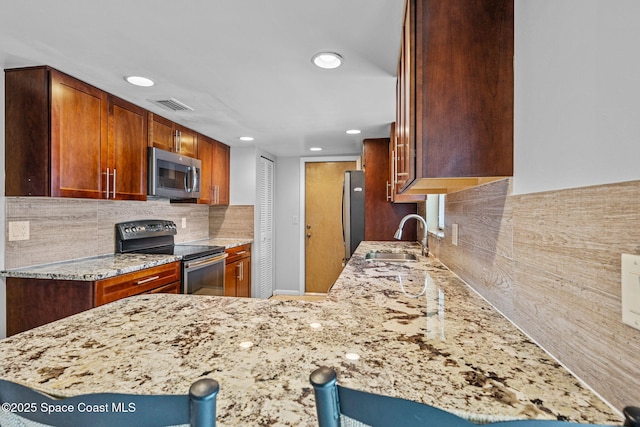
[0,377,219,427]
[310,367,639,427]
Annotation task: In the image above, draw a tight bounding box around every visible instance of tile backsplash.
[209,205,254,238]
[429,178,640,411]
[4,197,210,269]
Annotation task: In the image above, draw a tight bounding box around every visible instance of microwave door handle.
[192,167,198,194]
[184,167,192,193]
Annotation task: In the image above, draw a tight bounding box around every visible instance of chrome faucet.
[394,214,428,256]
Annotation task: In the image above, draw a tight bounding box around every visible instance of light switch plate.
[8,221,30,241]
[622,254,640,330]
[181,217,187,229]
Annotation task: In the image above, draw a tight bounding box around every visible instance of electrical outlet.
[622,254,640,330]
[452,223,459,246]
[181,217,187,229]
[9,221,30,241]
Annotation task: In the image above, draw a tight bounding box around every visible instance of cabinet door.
[198,135,230,205]
[148,113,175,152]
[175,124,198,158]
[224,261,238,297]
[197,135,215,204]
[212,140,230,205]
[5,67,51,196]
[108,96,147,200]
[50,69,108,198]
[363,138,418,241]
[236,258,251,297]
[395,0,416,193]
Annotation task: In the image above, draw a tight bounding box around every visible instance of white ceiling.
[0,1,404,157]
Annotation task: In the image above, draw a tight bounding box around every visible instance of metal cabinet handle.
[137,275,160,285]
[104,167,110,199]
[112,168,117,199]
[174,130,182,152]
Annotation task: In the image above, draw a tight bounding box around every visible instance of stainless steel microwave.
[148,147,201,199]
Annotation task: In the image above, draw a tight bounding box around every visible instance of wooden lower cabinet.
[224,244,251,297]
[6,262,180,336]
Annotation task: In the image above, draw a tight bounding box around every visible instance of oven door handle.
[183,253,228,270]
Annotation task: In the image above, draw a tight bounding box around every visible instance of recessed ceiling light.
[125,75,155,87]
[312,52,343,69]
[346,129,361,135]
[239,136,254,141]
[310,147,323,152]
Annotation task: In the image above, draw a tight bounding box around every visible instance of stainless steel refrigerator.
[342,170,365,262]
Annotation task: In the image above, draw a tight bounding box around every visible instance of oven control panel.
[115,220,177,241]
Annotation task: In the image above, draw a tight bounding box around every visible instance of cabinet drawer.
[225,244,251,264]
[145,281,180,295]
[95,262,180,306]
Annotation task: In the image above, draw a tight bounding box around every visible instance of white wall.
[230,146,258,205]
[273,157,301,295]
[514,0,640,195]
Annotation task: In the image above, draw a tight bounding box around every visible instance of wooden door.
[176,124,198,157]
[148,113,174,152]
[212,140,230,205]
[198,135,215,204]
[305,161,357,294]
[108,96,147,200]
[50,69,108,198]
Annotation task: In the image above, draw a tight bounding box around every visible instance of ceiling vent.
[152,98,195,112]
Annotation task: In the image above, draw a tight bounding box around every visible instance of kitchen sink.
[364,252,418,262]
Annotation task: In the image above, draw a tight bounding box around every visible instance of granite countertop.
[0,253,181,281]
[0,242,623,426]
[0,238,252,281]
[194,237,253,249]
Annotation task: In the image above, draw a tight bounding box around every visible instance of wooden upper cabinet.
[5,66,146,200]
[198,134,214,204]
[50,70,108,198]
[175,124,197,158]
[198,134,230,205]
[148,113,174,152]
[108,96,147,200]
[212,140,230,205]
[148,113,198,158]
[362,138,417,241]
[389,122,424,203]
[396,0,514,194]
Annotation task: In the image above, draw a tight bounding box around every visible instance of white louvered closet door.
[257,156,274,298]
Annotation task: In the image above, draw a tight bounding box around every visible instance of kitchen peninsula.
[0,242,623,426]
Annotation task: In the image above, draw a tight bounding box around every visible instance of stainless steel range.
[115,220,227,295]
